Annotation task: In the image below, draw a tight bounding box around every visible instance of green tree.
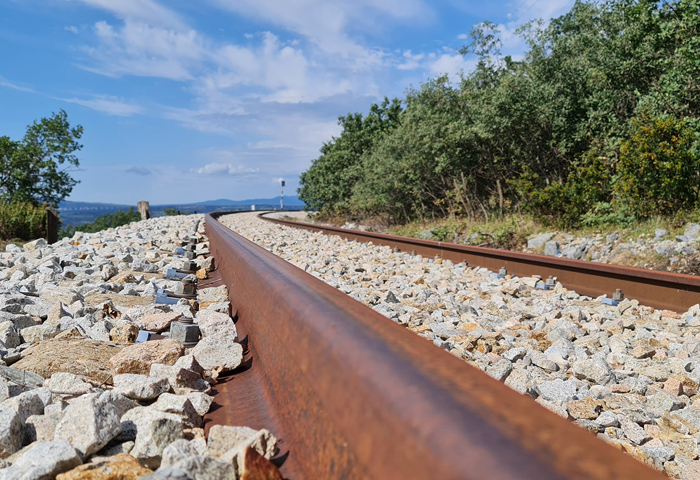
[298,98,402,215]
[0,110,83,206]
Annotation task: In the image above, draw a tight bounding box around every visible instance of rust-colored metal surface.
[262,214,700,313]
[204,211,665,480]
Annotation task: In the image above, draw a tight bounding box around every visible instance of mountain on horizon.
[190,195,303,207]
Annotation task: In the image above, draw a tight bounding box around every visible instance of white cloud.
[65,25,79,34]
[0,76,35,93]
[397,50,425,71]
[60,95,143,116]
[193,162,260,176]
[81,21,206,80]
[428,53,478,82]
[208,0,427,69]
[69,0,184,29]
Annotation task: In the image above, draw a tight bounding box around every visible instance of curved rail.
[204,211,664,479]
[261,213,700,313]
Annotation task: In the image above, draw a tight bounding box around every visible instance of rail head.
[205,211,664,480]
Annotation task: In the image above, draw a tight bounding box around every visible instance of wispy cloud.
[0,76,35,93]
[126,166,151,175]
[69,0,185,29]
[65,25,79,34]
[193,162,260,176]
[59,94,143,116]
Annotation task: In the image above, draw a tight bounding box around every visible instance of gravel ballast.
[0,214,280,479]
[221,211,700,477]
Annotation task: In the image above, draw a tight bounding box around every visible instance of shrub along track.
[203,211,668,479]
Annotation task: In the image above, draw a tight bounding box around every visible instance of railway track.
[260,213,700,314]
[203,211,670,479]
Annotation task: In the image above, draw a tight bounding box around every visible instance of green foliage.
[579,202,636,228]
[163,208,180,216]
[298,0,700,227]
[59,207,141,237]
[0,202,47,240]
[615,114,700,217]
[0,110,82,206]
[298,98,402,215]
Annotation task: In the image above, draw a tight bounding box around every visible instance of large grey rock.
[208,425,277,461]
[640,445,675,470]
[0,322,20,350]
[113,374,169,401]
[152,393,201,428]
[544,241,559,257]
[647,391,685,413]
[0,405,21,458]
[0,440,81,480]
[194,310,237,340]
[25,410,64,444]
[140,468,194,480]
[685,223,700,241]
[191,335,243,372]
[149,364,211,395]
[160,439,197,468]
[162,456,236,480]
[185,392,213,417]
[546,319,584,342]
[0,313,39,331]
[44,372,91,396]
[538,379,578,403]
[572,358,616,385]
[527,233,554,249]
[504,369,537,397]
[173,355,204,377]
[53,393,122,459]
[427,322,467,339]
[196,286,228,305]
[1,390,45,424]
[619,416,652,445]
[120,407,184,469]
[0,367,44,389]
[20,324,60,344]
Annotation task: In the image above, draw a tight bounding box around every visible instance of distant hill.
[192,196,304,207]
[58,196,305,227]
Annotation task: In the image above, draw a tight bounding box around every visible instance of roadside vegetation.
[298,0,700,232]
[0,110,82,243]
[59,207,142,238]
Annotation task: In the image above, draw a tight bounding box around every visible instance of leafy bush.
[60,207,141,237]
[579,202,636,228]
[0,202,47,240]
[615,114,700,217]
[298,0,700,227]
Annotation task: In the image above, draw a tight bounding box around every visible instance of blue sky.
[0,0,574,204]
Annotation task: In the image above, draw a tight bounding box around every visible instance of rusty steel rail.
[261,213,700,313]
[204,211,664,479]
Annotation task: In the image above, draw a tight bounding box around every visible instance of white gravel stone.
[191,335,243,372]
[120,406,184,468]
[0,440,81,480]
[53,392,122,459]
[113,374,170,401]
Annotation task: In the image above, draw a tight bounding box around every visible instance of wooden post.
[137,201,150,220]
[46,209,58,244]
